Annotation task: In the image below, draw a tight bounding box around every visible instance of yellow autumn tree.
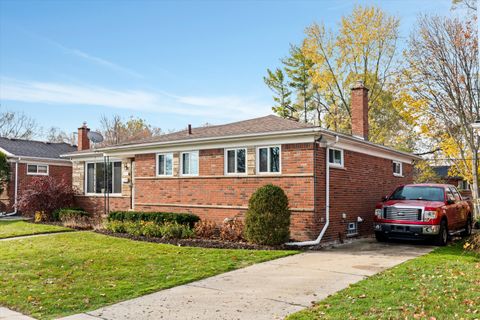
[300,5,416,151]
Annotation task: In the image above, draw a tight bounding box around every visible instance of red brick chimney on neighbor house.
[77,122,90,151]
[350,80,369,140]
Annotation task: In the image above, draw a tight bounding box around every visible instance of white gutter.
[0,158,19,217]
[287,135,339,247]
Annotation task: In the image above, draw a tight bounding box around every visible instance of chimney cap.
[351,80,369,91]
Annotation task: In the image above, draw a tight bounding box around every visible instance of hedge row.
[52,208,90,221]
[107,211,200,227]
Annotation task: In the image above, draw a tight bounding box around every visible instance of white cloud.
[0,78,271,120]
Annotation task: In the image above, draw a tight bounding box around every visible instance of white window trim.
[393,161,403,177]
[328,148,344,168]
[224,148,248,175]
[26,163,49,176]
[180,151,199,176]
[256,145,282,174]
[84,161,123,196]
[156,152,174,177]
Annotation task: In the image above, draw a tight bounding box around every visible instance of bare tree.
[99,115,162,146]
[45,127,75,145]
[0,109,39,139]
[405,12,479,216]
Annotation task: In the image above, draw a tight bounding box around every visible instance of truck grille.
[383,207,423,221]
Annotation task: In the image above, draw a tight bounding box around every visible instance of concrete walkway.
[59,239,434,320]
[0,307,35,320]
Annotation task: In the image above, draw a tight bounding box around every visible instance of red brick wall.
[0,162,72,213]
[75,196,131,217]
[314,146,413,243]
[134,143,316,240]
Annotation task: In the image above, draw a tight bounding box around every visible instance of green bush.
[160,222,194,239]
[244,184,291,245]
[105,220,193,239]
[123,221,143,237]
[141,221,163,238]
[105,220,126,233]
[107,211,199,227]
[54,208,90,222]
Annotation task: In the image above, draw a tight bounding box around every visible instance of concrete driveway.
[60,239,434,320]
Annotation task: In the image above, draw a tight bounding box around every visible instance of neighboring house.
[63,82,420,242]
[432,165,471,198]
[0,138,76,214]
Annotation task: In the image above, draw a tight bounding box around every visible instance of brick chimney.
[351,80,369,140]
[77,122,90,151]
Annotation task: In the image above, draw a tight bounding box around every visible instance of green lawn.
[0,231,296,319]
[287,243,480,320]
[0,220,71,239]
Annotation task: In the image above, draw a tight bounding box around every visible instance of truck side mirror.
[446,199,455,205]
[382,196,388,202]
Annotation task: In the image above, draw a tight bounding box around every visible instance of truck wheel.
[375,232,387,242]
[433,221,448,246]
[461,217,472,237]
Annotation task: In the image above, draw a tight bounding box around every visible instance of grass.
[0,220,71,239]
[287,242,480,320]
[0,231,296,319]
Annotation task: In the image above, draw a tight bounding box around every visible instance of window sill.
[393,174,404,177]
[346,232,359,237]
[82,194,125,198]
[329,165,345,170]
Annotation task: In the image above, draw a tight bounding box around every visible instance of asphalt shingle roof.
[112,115,316,147]
[0,137,77,159]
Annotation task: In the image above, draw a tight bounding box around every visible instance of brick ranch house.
[0,137,76,214]
[63,82,420,243]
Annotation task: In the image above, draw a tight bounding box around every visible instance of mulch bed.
[95,230,301,251]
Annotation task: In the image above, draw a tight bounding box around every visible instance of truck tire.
[433,220,448,246]
[375,232,388,242]
[461,216,472,237]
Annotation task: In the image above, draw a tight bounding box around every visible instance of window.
[85,161,122,194]
[257,146,280,173]
[27,164,49,175]
[389,186,444,202]
[157,153,173,176]
[181,151,199,176]
[347,222,358,236]
[225,148,246,174]
[446,188,456,202]
[328,148,343,167]
[393,161,402,176]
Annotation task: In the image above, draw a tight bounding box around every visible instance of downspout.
[287,135,339,246]
[1,158,19,217]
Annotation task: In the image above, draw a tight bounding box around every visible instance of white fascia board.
[320,133,420,163]
[94,131,320,157]
[0,147,14,157]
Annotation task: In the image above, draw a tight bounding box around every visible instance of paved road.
[59,239,434,320]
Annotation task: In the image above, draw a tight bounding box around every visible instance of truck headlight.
[424,210,437,222]
[375,209,382,218]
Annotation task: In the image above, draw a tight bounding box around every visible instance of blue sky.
[0,0,452,138]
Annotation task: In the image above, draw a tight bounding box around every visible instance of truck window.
[449,187,462,201]
[389,186,444,202]
[445,188,456,202]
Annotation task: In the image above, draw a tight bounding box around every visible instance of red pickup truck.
[374,184,473,246]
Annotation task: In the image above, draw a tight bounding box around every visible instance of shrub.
[123,221,143,237]
[141,221,163,238]
[0,152,9,195]
[464,233,480,255]
[57,208,90,221]
[61,216,92,229]
[194,220,219,239]
[105,220,126,233]
[244,184,291,245]
[220,218,244,242]
[52,207,86,221]
[17,176,75,220]
[108,211,199,227]
[160,222,194,239]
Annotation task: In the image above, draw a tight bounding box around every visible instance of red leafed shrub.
[220,218,245,242]
[194,220,219,239]
[17,176,75,220]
